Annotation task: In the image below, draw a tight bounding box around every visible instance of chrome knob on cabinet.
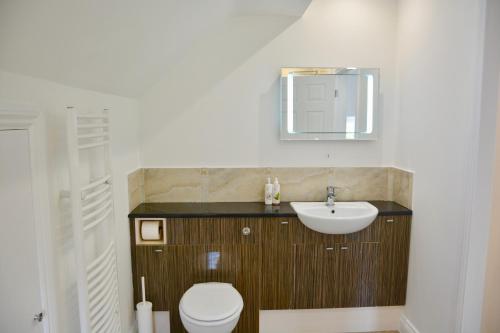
[242,227,251,236]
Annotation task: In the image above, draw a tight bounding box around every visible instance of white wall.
[479,1,500,331]
[481,75,500,332]
[459,0,500,331]
[0,0,309,97]
[395,0,487,332]
[139,0,399,168]
[0,70,141,333]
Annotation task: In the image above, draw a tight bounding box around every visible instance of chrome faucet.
[326,186,336,206]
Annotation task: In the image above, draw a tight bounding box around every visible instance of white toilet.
[179,282,244,333]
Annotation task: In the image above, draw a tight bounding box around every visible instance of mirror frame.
[280,67,379,141]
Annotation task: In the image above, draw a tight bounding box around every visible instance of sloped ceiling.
[0,0,311,97]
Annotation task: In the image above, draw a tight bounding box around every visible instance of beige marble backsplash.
[128,168,145,211]
[388,167,413,208]
[128,167,413,211]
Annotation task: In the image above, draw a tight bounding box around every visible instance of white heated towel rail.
[66,107,121,333]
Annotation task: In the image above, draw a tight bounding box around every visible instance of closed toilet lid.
[179,283,243,322]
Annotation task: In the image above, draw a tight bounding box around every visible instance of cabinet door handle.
[385,219,395,223]
[153,249,163,253]
[280,221,289,225]
[326,247,334,251]
[242,227,251,236]
[340,246,349,250]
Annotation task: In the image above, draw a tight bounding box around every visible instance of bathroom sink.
[290,201,378,234]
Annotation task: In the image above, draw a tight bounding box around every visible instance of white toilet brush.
[137,276,153,333]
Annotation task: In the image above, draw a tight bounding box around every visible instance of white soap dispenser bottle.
[264,177,273,205]
[272,177,281,205]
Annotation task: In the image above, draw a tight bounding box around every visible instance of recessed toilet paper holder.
[134,218,167,245]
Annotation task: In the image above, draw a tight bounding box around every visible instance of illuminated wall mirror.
[280,67,379,140]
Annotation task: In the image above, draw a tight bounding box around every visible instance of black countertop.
[128,201,412,219]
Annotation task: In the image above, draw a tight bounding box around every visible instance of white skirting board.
[140,308,403,333]
[259,307,403,333]
[132,311,169,333]
[153,311,170,333]
[399,314,420,333]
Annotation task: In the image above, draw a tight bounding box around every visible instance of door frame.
[0,105,56,333]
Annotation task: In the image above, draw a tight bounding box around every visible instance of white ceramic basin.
[290,201,378,234]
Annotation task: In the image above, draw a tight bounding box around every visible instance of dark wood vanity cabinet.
[259,216,411,310]
[131,213,411,333]
[321,242,380,308]
[260,218,295,309]
[378,215,412,305]
[132,218,261,333]
[295,242,381,309]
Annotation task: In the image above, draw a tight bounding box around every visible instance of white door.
[293,74,362,134]
[293,75,336,133]
[0,130,45,333]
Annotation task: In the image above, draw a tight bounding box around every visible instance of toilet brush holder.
[137,301,153,333]
[137,276,153,333]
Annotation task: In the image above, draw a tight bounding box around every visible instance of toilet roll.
[137,301,153,333]
[141,221,161,241]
